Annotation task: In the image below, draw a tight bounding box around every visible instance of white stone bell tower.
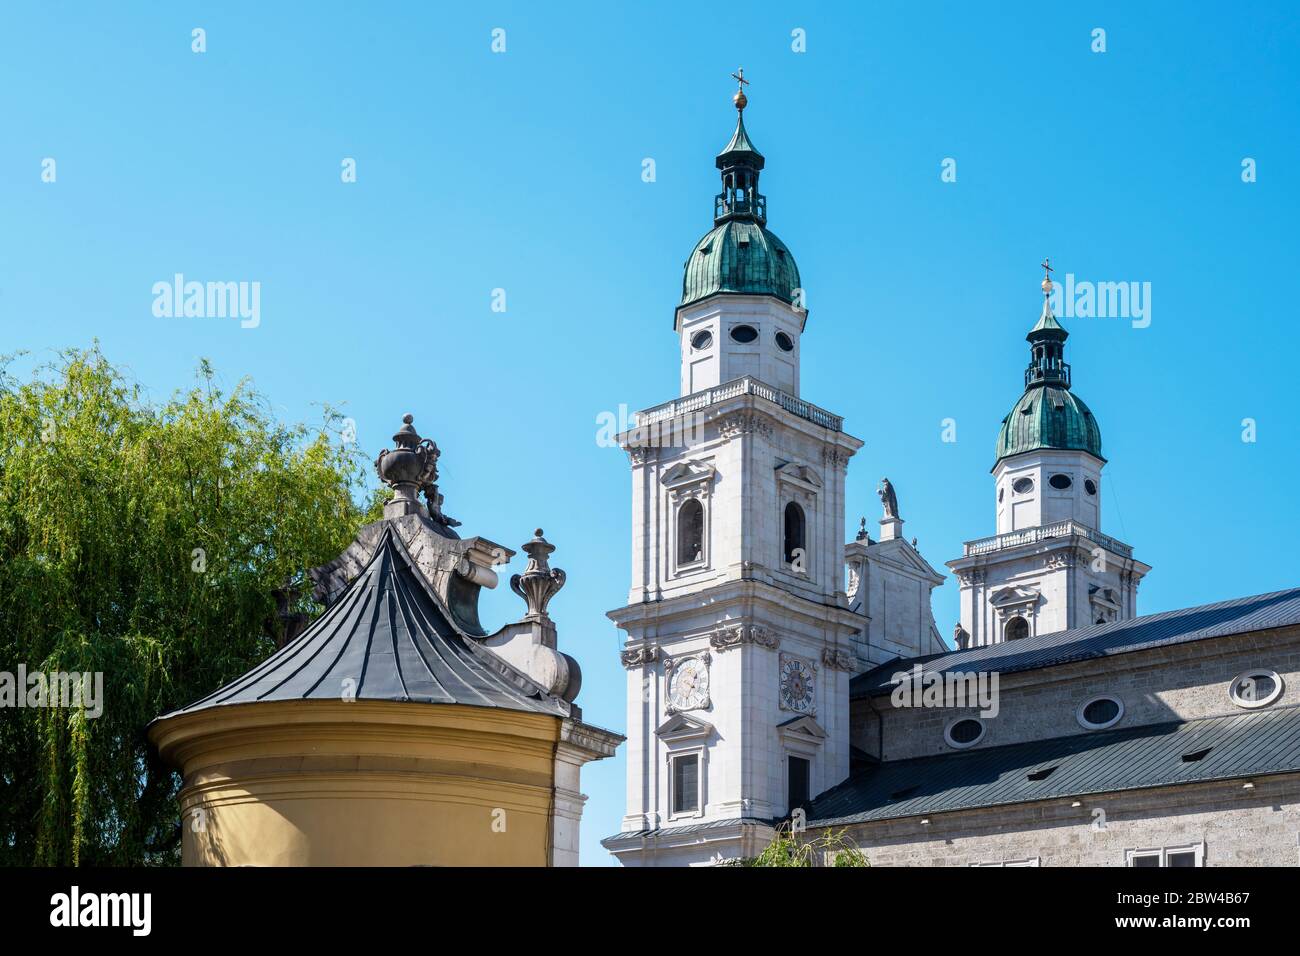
[946,263,1151,648]
[603,80,864,866]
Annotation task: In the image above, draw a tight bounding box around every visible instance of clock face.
[780,655,816,714]
[668,657,710,712]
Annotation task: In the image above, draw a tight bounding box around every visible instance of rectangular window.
[787,755,810,815]
[1126,844,1204,867]
[672,754,699,815]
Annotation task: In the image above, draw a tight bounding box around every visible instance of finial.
[730,66,749,112]
[856,516,869,542]
[1040,257,1054,295]
[511,529,567,622]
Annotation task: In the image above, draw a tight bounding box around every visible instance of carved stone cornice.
[620,646,659,668]
[708,623,780,653]
[821,647,856,672]
[717,413,773,441]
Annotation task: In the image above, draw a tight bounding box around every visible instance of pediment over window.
[656,712,713,743]
[774,461,822,493]
[989,585,1041,611]
[661,461,716,495]
[776,714,827,747]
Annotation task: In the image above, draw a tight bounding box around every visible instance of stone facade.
[829,774,1300,867]
[853,625,1300,762]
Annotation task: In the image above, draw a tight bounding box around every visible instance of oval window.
[1049,474,1072,490]
[1229,670,1284,709]
[1084,479,1098,496]
[998,487,1004,503]
[1077,696,1124,730]
[730,324,758,343]
[945,718,986,749]
[774,331,794,352]
[690,330,713,350]
[1012,477,1034,494]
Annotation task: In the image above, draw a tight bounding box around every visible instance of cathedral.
[602,82,1300,867]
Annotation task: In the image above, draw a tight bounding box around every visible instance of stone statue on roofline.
[877,477,899,520]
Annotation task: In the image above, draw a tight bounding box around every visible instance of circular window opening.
[1077,696,1124,730]
[774,331,794,352]
[690,330,713,351]
[1049,474,1073,490]
[1012,477,1034,494]
[730,324,758,343]
[945,718,986,749]
[1084,478,1098,495]
[998,487,1004,503]
[1229,670,1284,709]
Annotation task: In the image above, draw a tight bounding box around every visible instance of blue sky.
[3,2,1297,865]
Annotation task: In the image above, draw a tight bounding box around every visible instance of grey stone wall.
[821,773,1300,866]
[851,625,1300,761]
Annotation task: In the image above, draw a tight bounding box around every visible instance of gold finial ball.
[1041,276,1053,294]
[733,89,748,111]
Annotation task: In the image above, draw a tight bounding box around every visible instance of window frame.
[786,754,812,817]
[674,497,707,572]
[1125,842,1205,868]
[1077,695,1125,731]
[1228,669,1284,710]
[668,750,705,820]
[944,716,987,750]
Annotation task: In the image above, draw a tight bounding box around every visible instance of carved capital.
[821,647,856,671]
[620,645,659,668]
[709,623,780,652]
[717,413,772,441]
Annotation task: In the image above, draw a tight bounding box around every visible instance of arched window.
[1005,616,1029,641]
[677,499,704,566]
[783,502,806,566]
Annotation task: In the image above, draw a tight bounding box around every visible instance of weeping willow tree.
[0,346,384,865]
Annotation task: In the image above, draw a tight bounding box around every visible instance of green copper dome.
[994,284,1103,466]
[995,385,1103,464]
[681,220,801,307]
[679,102,801,310]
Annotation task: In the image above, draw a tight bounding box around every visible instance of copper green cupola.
[994,261,1103,466]
[680,71,802,310]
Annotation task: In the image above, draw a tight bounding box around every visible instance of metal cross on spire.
[1040,257,1054,294]
[730,67,749,112]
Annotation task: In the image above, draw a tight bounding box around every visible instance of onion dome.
[994,261,1104,465]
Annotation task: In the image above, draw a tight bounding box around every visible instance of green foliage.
[723,824,869,867]
[0,346,375,865]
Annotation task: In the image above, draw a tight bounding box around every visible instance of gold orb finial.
[1040,257,1054,294]
[730,67,749,112]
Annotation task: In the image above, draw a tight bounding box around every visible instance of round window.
[690,330,713,350]
[730,324,758,343]
[1049,474,1072,490]
[945,717,986,749]
[1077,696,1124,730]
[774,331,794,352]
[1229,670,1284,709]
[1084,479,1098,495]
[998,487,1004,503]
[1012,477,1034,494]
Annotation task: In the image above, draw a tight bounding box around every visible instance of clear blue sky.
[3,2,1297,865]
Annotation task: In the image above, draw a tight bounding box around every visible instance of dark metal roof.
[158,525,568,720]
[602,817,773,848]
[808,704,1300,828]
[854,586,1300,698]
